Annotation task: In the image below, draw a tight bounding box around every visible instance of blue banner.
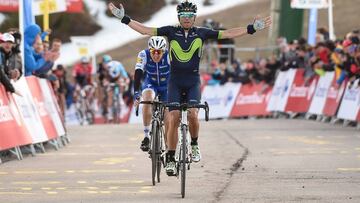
[23,0,35,29]
[307,8,318,46]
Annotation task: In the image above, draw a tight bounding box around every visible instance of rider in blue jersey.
[133,36,170,151]
[109,0,271,176]
[105,59,129,122]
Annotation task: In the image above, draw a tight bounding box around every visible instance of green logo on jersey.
[170,38,203,63]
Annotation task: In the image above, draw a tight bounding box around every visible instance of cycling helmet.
[107,61,120,78]
[148,36,167,52]
[80,56,89,64]
[177,0,197,14]
[102,54,112,64]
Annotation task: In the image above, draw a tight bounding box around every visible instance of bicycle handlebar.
[135,100,164,117]
[135,101,210,121]
[164,102,210,121]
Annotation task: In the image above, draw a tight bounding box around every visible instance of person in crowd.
[24,24,56,76]
[0,33,22,81]
[0,33,21,96]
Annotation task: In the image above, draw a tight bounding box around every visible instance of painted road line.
[337,168,360,172]
[14,170,57,174]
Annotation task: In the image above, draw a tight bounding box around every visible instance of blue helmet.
[102,54,112,64]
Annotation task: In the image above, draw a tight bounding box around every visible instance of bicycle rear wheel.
[151,121,159,186]
[180,125,187,198]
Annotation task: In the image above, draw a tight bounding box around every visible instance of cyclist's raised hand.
[108,2,125,20]
[252,15,272,31]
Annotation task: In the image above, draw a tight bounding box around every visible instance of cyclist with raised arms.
[108,0,271,176]
[134,36,171,152]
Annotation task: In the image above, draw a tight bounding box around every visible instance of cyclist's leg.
[165,80,181,175]
[106,84,114,121]
[186,79,202,162]
[140,86,155,151]
[158,87,169,147]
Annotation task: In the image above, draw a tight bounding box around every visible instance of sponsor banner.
[308,71,334,115]
[291,0,329,9]
[66,0,83,13]
[12,78,48,144]
[285,69,318,113]
[0,0,17,12]
[0,85,32,150]
[26,77,58,140]
[230,83,271,117]
[267,69,297,112]
[33,0,67,16]
[199,83,241,119]
[39,79,66,136]
[322,78,346,116]
[337,81,360,121]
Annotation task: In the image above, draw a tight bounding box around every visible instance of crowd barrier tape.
[230,82,271,117]
[0,76,67,152]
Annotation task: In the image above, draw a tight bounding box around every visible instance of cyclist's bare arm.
[221,15,271,39]
[108,2,155,36]
[129,20,155,36]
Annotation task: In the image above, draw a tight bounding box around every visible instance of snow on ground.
[57,0,251,66]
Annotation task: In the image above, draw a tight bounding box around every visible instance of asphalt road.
[0,118,359,203]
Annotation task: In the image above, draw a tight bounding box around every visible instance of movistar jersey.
[155,26,222,76]
[135,49,170,87]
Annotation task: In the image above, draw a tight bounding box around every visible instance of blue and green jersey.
[155,25,223,76]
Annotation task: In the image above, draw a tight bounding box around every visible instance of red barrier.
[0,85,32,150]
[285,69,318,113]
[357,110,360,122]
[230,83,271,117]
[26,77,58,140]
[323,79,346,117]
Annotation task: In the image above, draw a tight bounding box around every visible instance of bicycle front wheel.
[151,121,159,186]
[180,125,187,198]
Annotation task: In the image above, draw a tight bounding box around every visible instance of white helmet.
[107,61,120,78]
[148,36,167,51]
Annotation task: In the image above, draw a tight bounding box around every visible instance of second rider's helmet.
[177,0,197,14]
[148,36,167,52]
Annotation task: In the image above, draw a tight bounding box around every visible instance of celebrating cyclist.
[108,0,271,176]
[133,36,170,152]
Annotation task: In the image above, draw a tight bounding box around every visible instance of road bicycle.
[136,97,167,186]
[165,102,209,198]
